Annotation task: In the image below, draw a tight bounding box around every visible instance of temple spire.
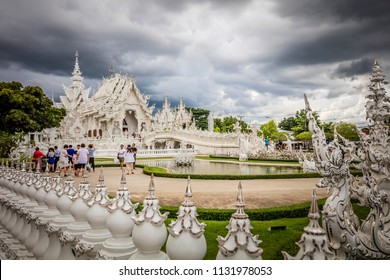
[71,50,83,86]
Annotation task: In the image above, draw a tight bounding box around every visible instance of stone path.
[70,167,328,209]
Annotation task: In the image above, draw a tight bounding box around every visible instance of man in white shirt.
[76,143,89,176]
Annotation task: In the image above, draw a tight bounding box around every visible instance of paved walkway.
[70,167,328,209]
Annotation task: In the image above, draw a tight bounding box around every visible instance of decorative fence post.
[282,190,335,260]
[130,174,169,260]
[75,168,112,259]
[166,177,207,260]
[216,182,263,260]
[97,170,138,259]
[58,174,93,260]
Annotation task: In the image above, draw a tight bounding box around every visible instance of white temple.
[32,51,240,155]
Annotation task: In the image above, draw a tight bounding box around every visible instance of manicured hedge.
[137,199,327,221]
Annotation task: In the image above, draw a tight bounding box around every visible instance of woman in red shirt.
[33,147,45,171]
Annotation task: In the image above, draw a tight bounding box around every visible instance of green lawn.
[200,217,307,260]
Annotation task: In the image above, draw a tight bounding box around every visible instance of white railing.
[94,148,197,159]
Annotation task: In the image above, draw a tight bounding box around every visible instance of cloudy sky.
[1,0,389,127]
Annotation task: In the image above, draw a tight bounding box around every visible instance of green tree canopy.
[186,107,209,130]
[295,131,312,141]
[334,122,359,141]
[278,109,321,137]
[0,81,66,134]
[0,81,66,157]
[214,116,249,133]
[259,120,278,139]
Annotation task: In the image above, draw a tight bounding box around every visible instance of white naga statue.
[305,59,390,259]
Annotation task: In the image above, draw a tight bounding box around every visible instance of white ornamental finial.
[216,182,263,260]
[88,167,111,206]
[108,169,138,214]
[282,189,336,260]
[166,176,207,260]
[233,181,247,218]
[183,176,194,207]
[146,174,156,199]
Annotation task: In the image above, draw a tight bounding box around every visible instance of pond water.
[139,159,303,175]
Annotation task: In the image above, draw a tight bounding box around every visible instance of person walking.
[67,145,75,167]
[58,144,70,176]
[46,147,56,172]
[117,144,126,169]
[131,143,137,170]
[76,143,89,177]
[87,144,96,172]
[124,145,135,175]
[33,147,45,171]
[54,146,60,171]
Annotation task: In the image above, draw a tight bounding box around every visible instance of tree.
[186,107,209,130]
[334,122,359,141]
[0,81,66,157]
[259,120,278,139]
[278,109,321,137]
[214,116,250,133]
[0,82,66,134]
[295,131,312,141]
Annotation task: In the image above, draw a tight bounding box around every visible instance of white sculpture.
[58,174,93,259]
[166,177,207,260]
[97,170,138,260]
[216,182,263,260]
[75,168,112,259]
[130,174,169,260]
[306,59,390,259]
[282,190,335,260]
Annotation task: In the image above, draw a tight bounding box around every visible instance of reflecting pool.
[139,159,303,175]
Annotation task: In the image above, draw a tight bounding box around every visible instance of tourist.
[54,146,60,171]
[73,152,80,176]
[76,143,89,176]
[46,147,56,172]
[87,144,96,172]
[58,144,70,176]
[117,144,126,169]
[265,137,269,150]
[124,145,135,175]
[67,145,75,166]
[33,147,45,171]
[131,143,137,170]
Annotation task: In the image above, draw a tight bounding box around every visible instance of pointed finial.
[81,173,88,184]
[21,161,26,172]
[146,174,156,199]
[304,94,311,111]
[119,169,127,190]
[308,189,320,220]
[182,176,194,206]
[75,50,79,58]
[97,166,105,187]
[233,181,248,218]
[108,65,114,77]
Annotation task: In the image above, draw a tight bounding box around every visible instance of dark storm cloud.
[0,0,389,124]
[274,0,390,23]
[273,0,390,66]
[0,0,184,80]
[330,58,373,80]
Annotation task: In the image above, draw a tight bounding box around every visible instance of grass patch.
[162,217,307,260]
[158,198,327,221]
